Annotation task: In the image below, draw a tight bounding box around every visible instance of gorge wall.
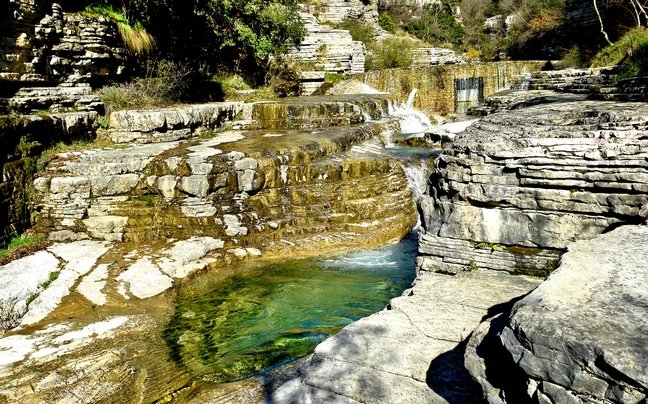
[418,93,648,275]
[1,2,127,89]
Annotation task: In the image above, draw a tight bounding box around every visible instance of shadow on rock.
[426,340,486,404]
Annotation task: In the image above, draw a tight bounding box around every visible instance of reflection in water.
[163,232,418,383]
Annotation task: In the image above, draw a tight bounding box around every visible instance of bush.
[97,59,193,112]
[265,61,301,97]
[404,3,465,48]
[378,13,398,34]
[591,27,648,78]
[334,18,377,45]
[562,45,583,68]
[367,37,416,70]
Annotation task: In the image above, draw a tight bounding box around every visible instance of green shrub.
[562,45,583,68]
[378,13,397,34]
[404,3,464,47]
[96,59,193,112]
[334,18,376,45]
[367,37,415,70]
[591,27,648,78]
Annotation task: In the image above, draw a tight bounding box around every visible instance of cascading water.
[512,72,532,90]
[384,89,433,146]
[402,158,433,199]
[163,86,440,386]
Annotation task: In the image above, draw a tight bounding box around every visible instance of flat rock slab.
[265,269,541,404]
[500,224,648,403]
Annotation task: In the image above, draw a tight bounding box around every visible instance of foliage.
[366,37,416,70]
[265,60,301,97]
[460,0,501,60]
[96,59,194,111]
[378,12,398,34]
[562,45,583,68]
[0,233,49,263]
[591,26,648,78]
[404,3,465,48]
[334,18,377,44]
[84,4,156,55]
[324,72,343,84]
[498,0,566,58]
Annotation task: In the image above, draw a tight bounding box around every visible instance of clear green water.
[163,232,418,383]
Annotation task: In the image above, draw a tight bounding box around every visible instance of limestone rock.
[419,100,648,274]
[496,225,648,403]
[107,103,244,144]
[267,269,541,403]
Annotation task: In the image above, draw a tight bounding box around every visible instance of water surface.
[164,232,418,383]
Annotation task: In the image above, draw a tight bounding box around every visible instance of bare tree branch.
[594,0,613,45]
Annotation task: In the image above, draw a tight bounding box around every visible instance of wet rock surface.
[265,269,541,404]
[466,225,648,404]
[419,99,648,275]
[33,105,418,256]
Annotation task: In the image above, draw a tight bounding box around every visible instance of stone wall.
[358,61,545,116]
[1,2,127,88]
[0,111,96,245]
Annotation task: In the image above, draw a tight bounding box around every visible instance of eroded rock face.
[0,3,127,86]
[418,100,648,275]
[467,225,648,404]
[32,98,418,258]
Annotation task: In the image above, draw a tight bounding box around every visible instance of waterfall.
[406,89,418,109]
[386,89,433,137]
[454,78,484,113]
[401,158,432,199]
[512,73,532,90]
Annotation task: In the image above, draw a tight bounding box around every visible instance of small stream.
[163,90,441,386]
[163,231,419,383]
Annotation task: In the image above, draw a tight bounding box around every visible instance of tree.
[404,3,465,47]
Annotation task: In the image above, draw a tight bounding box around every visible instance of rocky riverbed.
[1,79,648,404]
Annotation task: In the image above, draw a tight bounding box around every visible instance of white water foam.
[386,89,433,143]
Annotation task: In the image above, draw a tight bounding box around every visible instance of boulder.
[467,225,648,404]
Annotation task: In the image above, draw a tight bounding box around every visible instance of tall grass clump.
[0,233,50,264]
[85,4,156,55]
[96,59,193,112]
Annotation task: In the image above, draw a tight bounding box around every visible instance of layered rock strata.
[1,2,127,86]
[7,85,104,113]
[106,95,396,143]
[289,12,365,76]
[0,111,97,245]
[466,225,648,404]
[266,269,541,403]
[32,99,418,256]
[418,100,648,275]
